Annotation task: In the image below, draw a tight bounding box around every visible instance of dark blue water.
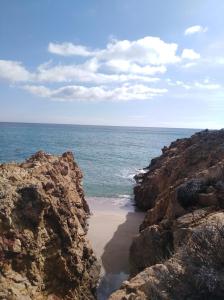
[0,122,198,198]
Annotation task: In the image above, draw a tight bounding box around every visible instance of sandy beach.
[87,197,145,299]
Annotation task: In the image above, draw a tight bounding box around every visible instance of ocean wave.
[111,196,131,207]
[117,167,148,182]
[116,169,136,182]
[87,195,134,212]
[118,194,131,199]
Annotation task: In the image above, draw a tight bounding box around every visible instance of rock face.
[0,151,100,300]
[110,129,224,299]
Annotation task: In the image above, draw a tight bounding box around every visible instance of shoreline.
[87,196,145,300]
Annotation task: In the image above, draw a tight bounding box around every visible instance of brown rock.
[0,152,100,299]
[198,192,218,206]
[130,225,172,276]
[134,129,224,214]
[111,129,224,299]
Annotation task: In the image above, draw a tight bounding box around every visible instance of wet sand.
[87,197,145,300]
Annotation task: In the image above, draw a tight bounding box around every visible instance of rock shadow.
[97,211,144,300]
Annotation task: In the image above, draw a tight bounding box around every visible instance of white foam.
[87,196,134,212]
[117,167,149,182]
[118,194,130,198]
[117,169,136,182]
[136,168,148,175]
[111,196,131,208]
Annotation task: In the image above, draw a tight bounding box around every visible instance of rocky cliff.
[0,151,100,300]
[110,129,224,299]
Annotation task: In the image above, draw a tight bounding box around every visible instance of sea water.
[0,122,198,199]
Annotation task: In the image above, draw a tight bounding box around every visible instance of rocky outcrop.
[0,151,100,300]
[110,129,224,299]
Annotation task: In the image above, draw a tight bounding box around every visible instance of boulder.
[0,151,100,300]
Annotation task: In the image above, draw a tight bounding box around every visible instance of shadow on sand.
[97,211,144,300]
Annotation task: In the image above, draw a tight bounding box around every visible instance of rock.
[134,129,224,211]
[111,216,224,300]
[176,178,207,208]
[110,129,224,299]
[0,151,100,299]
[129,225,172,276]
[11,238,22,253]
[198,192,218,206]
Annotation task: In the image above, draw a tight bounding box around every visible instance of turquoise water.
[0,122,198,198]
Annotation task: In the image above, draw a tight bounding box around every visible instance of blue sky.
[0,0,224,128]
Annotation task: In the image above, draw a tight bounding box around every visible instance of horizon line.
[0,120,206,131]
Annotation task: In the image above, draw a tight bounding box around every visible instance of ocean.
[0,122,198,199]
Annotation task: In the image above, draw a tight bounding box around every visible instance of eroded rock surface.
[110,129,224,299]
[0,151,100,300]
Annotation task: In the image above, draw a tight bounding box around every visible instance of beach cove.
[87,197,145,299]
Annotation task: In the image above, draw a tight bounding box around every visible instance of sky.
[0,0,224,129]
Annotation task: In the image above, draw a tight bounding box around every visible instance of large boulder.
[0,151,100,300]
[129,224,172,276]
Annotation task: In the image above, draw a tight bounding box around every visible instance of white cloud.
[175,80,191,90]
[0,58,159,85]
[35,61,159,84]
[48,37,181,66]
[0,36,201,89]
[95,37,181,65]
[184,25,208,35]
[105,59,167,75]
[182,62,197,68]
[168,79,222,91]
[181,49,200,60]
[48,42,92,56]
[194,81,221,90]
[23,84,168,101]
[23,85,51,97]
[0,36,210,103]
[44,37,190,86]
[167,80,191,90]
[0,60,32,82]
[46,37,202,81]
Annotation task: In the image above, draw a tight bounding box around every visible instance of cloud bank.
[0,35,214,102]
[24,84,168,101]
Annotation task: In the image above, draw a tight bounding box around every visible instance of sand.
[87,197,145,300]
